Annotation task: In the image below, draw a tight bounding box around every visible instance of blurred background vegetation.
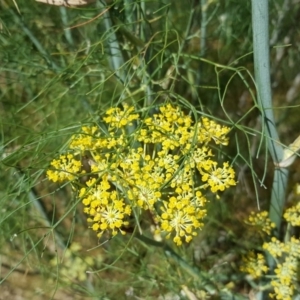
[1,0,300,299]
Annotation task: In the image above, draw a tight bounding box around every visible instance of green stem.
[200,0,207,58]
[96,2,125,83]
[251,0,288,233]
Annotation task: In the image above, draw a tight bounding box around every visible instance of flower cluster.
[241,208,300,299]
[240,251,268,279]
[47,153,84,182]
[47,103,236,245]
[246,210,276,236]
[283,201,300,226]
[264,237,300,299]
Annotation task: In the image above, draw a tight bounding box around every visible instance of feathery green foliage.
[1,0,300,299]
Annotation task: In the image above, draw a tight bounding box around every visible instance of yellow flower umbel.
[240,251,268,279]
[47,103,236,245]
[264,237,300,300]
[241,207,300,299]
[284,201,300,226]
[46,153,84,182]
[80,177,132,238]
[246,210,276,236]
